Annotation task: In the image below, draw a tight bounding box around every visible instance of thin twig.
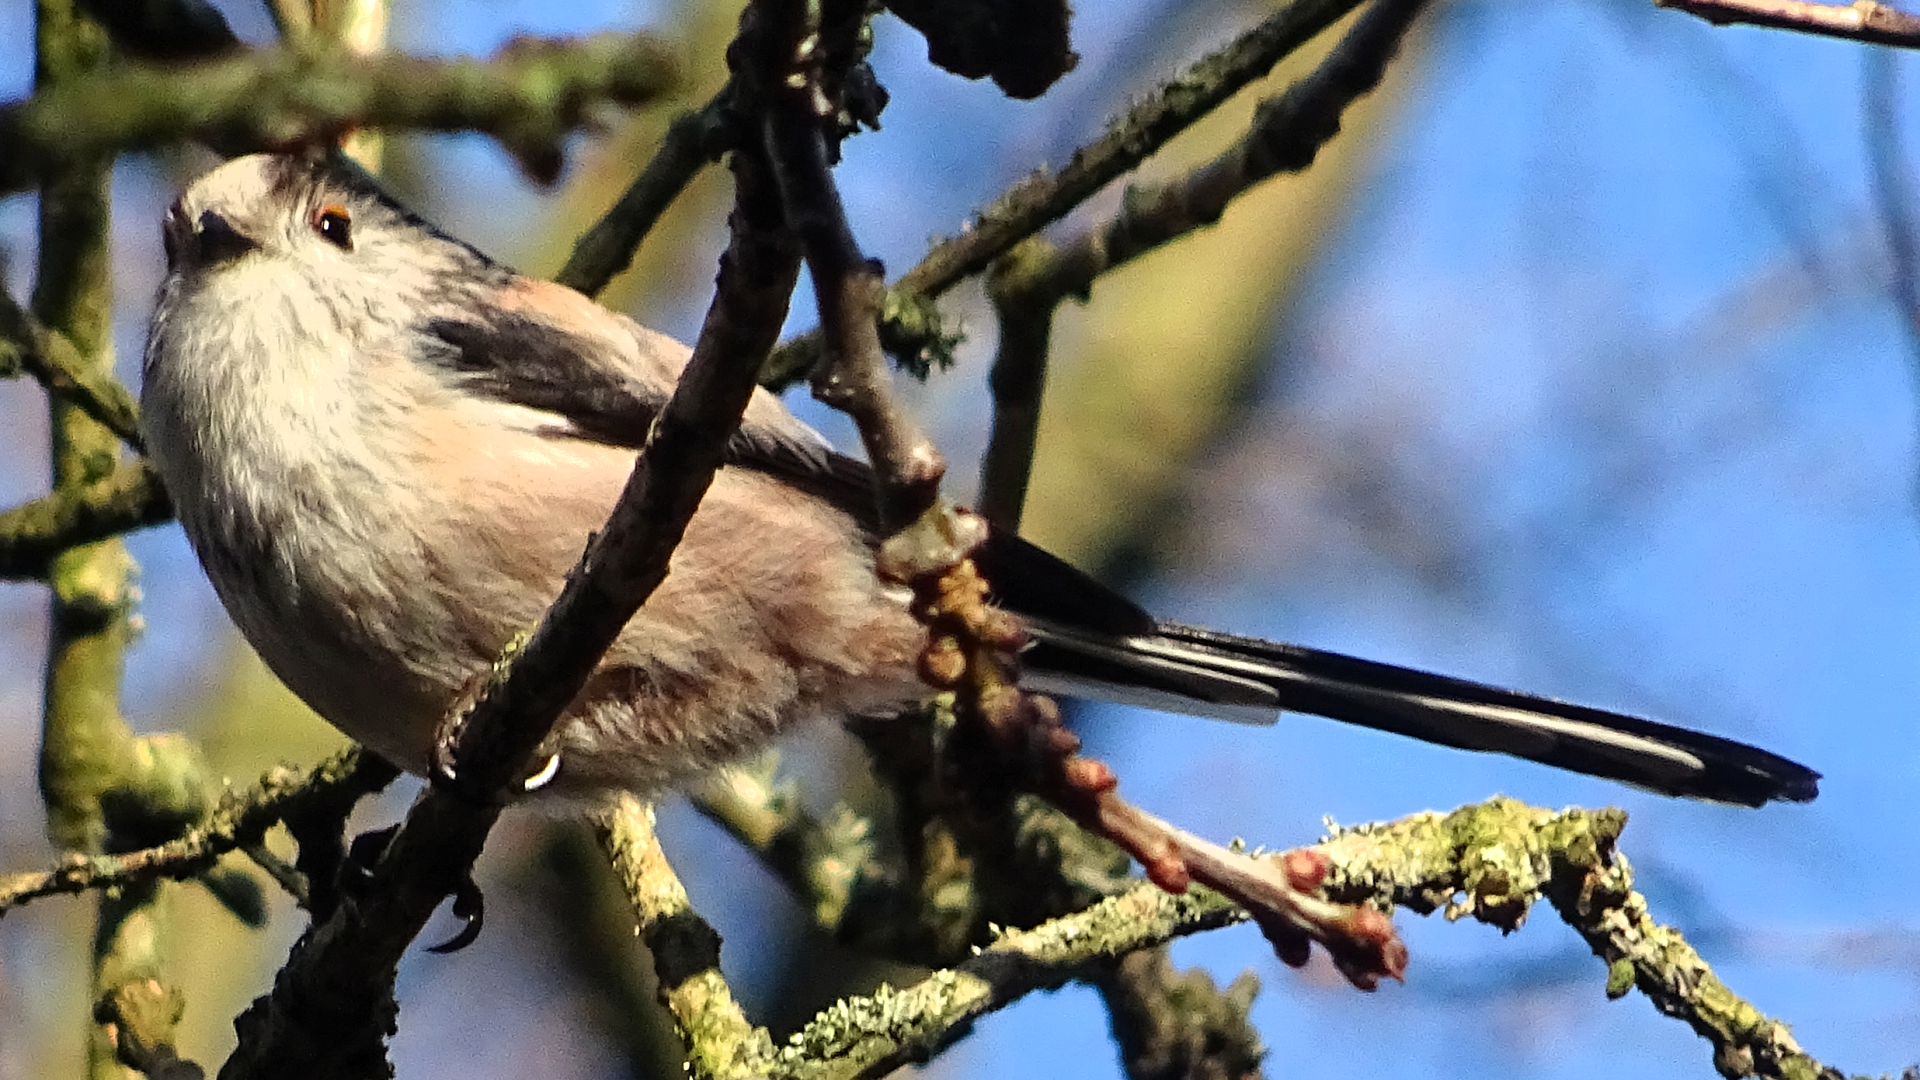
[759,0,1372,386]
[1863,51,1920,500]
[978,0,1427,527]
[1865,53,1920,355]
[0,32,679,194]
[978,239,1056,532]
[1655,0,1920,46]
[0,461,173,582]
[0,747,395,916]
[555,84,733,297]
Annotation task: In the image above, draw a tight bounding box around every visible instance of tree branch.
[1655,0,1920,47]
[0,747,397,917]
[597,795,775,1080]
[0,32,679,194]
[746,799,1854,1080]
[759,0,1372,387]
[555,84,734,297]
[0,461,173,582]
[980,0,1426,528]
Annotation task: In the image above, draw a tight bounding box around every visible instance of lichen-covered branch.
[1655,0,1920,47]
[28,3,176,1074]
[0,747,397,917]
[1315,798,1846,1080]
[0,461,174,582]
[769,874,1247,1080]
[597,795,775,1080]
[555,84,734,297]
[219,75,800,1080]
[715,799,1852,1080]
[979,0,1425,528]
[759,0,1371,387]
[0,284,144,449]
[0,32,679,195]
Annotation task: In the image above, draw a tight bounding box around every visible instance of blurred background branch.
[0,32,679,195]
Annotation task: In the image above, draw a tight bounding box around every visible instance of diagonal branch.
[597,794,774,1080]
[980,0,1426,529]
[759,0,1373,386]
[555,84,735,297]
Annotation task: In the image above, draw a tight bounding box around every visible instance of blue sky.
[3,0,1918,1076]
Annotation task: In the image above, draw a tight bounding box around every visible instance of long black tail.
[1017,618,1820,807]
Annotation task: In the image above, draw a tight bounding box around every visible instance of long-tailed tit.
[140,153,1819,808]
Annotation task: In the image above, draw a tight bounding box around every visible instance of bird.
[139,152,1819,810]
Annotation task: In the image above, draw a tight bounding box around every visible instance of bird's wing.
[420,274,844,486]
[421,275,1158,636]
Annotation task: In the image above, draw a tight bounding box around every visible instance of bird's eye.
[313,205,353,251]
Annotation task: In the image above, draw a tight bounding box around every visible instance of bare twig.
[1863,50,1920,499]
[890,0,1368,300]
[220,84,801,1080]
[0,748,396,917]
[978,240,1056,531]
[759,0,1372,386]
[556,84,734,297]
[1655,0,1920,47]
[979,0,1426,528]
[0,461,173,582]
[597,795,775,1080]
[0,32,679,194]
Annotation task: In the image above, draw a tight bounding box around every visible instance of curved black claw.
[426,876,486,954]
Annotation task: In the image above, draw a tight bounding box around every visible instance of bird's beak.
[164,204,258,271]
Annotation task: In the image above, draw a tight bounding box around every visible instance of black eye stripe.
[316,208,353,251]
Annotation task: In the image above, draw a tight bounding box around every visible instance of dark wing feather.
[420,311,844,485]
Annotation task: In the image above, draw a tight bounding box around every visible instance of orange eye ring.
[313,204,353,251]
